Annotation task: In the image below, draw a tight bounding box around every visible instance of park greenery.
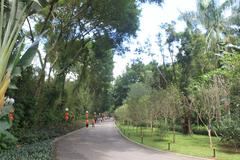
[118,125,240,160]
[0,0,239,159]
[114,0,240,157]
[0,0,162,157]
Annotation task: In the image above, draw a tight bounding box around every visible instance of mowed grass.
[118,124,240,160]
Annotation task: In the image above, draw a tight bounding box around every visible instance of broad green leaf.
[11,66,22,77]
[17,39,40,69]
[7,38,25,74]
[33,0,49,7]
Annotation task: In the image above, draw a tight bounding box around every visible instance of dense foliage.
[0,0,160,155]
[1,0,240,158]
[0,140,53,160]
[114,0,240,151]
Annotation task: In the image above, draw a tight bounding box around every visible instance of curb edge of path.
[53,128,83,143]
[115,123,209,160]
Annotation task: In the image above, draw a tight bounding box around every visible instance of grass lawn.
[118,124,240,160]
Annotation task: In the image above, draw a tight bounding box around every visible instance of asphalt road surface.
[55,119,206,160]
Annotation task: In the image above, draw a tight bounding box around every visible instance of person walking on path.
[91,119,95,127]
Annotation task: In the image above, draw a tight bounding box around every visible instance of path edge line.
[115,123,209,160]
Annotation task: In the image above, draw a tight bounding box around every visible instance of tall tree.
[33,0,141,113]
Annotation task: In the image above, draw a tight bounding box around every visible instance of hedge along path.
[55,118,206,160]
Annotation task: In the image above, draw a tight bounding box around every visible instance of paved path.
[55,119,206,160]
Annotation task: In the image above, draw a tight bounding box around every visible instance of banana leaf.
[33,0,49,7]
[17,39,40,69]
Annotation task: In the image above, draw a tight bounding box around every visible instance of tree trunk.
[33,67,46,125]
[34,69,46,105]
[34,53,48,106]
[141,126,143,138]
[216,110,221,125]
[141,126,144,143]
[47,66,53,82]
[187,117,192,134]
[208,129,213,149]
[197,115,199,128]
[55,72,67,110]
[169,51,176,81]
[182,113,192,134]
[151,120,153,136]
[165,117,168,126]
[173,119,176,143]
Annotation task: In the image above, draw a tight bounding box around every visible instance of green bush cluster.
[12,122,84,145]
[217,116,240,149]
[168,125,212,136]
[14,129,53,145]
[0,130,17,149]
[168,125,183,133]
[0,140,53,160]
[0,122,83,159]
[192,126,208,136]
[155,121,168,140]
[0,105,16,150]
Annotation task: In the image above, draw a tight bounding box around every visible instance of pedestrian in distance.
[92,119,95,127]
[86,119,89,128]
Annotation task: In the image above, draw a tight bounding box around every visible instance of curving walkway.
[55,119,206,160]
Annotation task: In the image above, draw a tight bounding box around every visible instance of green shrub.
[15,129,51,144]
[192,125,209,135]
[0,105,17,150]
[217,116,240,150]
[155,121,168,140]
[192,125,219,137]
[169,125,183,133]
[0,121,84,159]
[12,121,83,145]
[0,140,53,160]
[0,130,17,149]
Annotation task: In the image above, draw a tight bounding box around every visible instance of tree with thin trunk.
[165,85,182,143]
[126,83,151,136]
[189,76,226,148]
